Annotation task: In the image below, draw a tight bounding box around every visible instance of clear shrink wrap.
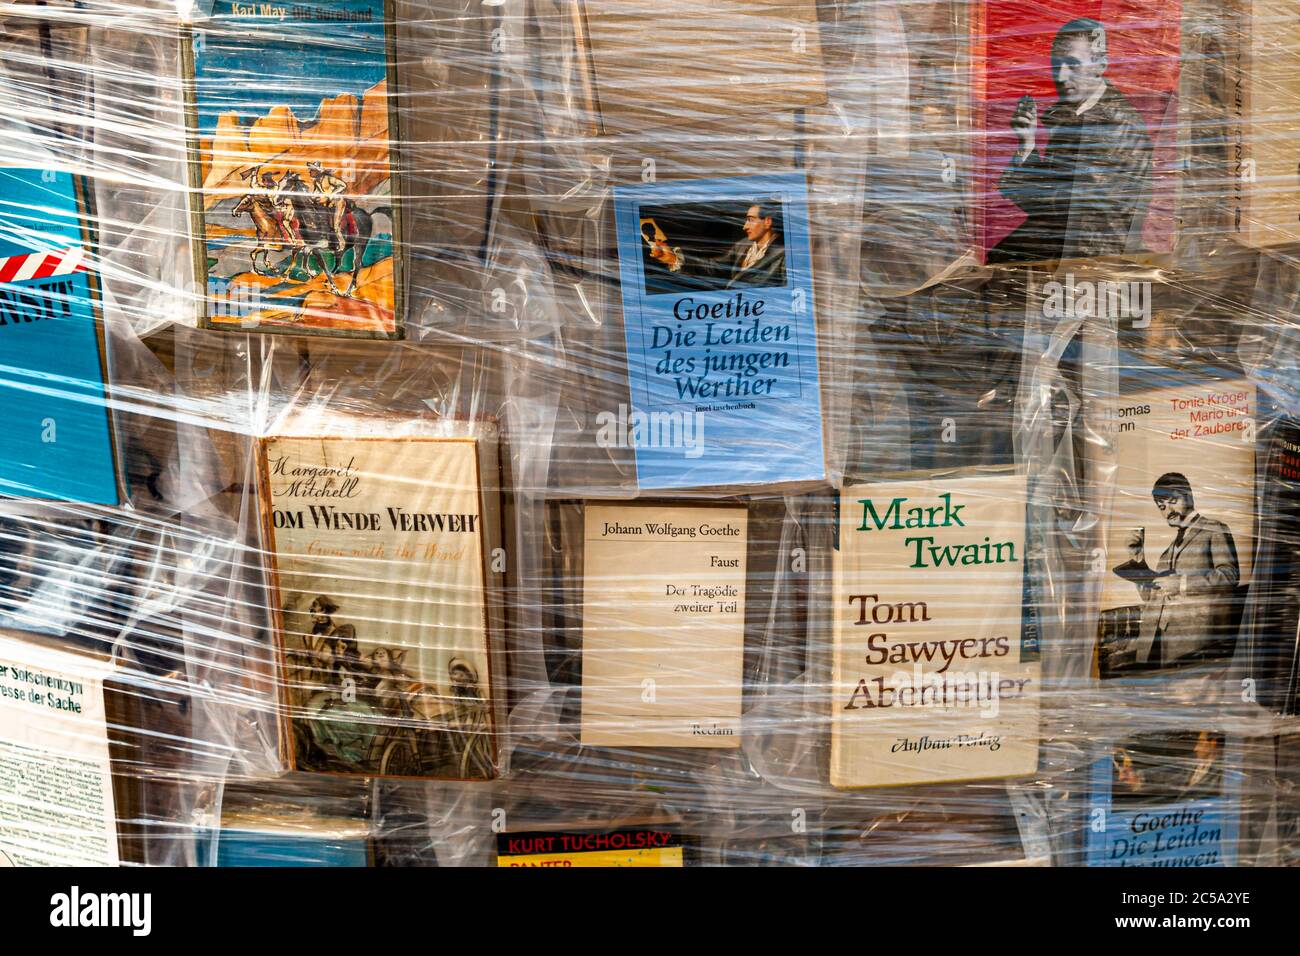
[0,0,1296,869]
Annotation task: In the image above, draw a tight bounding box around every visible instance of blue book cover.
[185,0,401,338]
[0,168,118,504]
[199,822,371,867]
[1086,732,1241,867]
[612,173,825,491]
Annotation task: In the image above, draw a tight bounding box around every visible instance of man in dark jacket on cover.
[990,18,1155,263]
[1121,472,1241,667]
[649,201,787,289]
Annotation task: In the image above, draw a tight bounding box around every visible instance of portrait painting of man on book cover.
[612,173,825,492]
[638,199,788,296]
[1087,732,1240,867]
[976,0,1180,264]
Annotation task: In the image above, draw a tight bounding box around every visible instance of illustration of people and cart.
[287,595,494,779]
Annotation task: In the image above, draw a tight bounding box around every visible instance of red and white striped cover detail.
[0,245,86,284]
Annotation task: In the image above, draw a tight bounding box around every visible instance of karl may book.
[611,172,826,492]
[580,502,747,747]
[258,422,502,779]
[1086,731,1241,866]
[0,167,118,504]
[830,471,1041,788]
[1096,374,1256,679]
[497,826,688,867]
[0,632,142,866]
[182,0,402,337]
[569,0,827,134]
[1228,0,1300,247]
[972,0,1181,265]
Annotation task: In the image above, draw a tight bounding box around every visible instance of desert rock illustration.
[199,79,395,334]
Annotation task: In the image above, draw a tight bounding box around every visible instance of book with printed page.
[579,500,748,748]
[257,417,503,779]
[830,470,1041,788]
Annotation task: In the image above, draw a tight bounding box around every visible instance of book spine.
[252,437,297,773]
[178,24,211,329]
[970,0,988,262]
[1228,0,1251,243]
[1253,414,1300,712]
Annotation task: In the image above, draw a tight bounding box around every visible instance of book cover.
[0,511,164,650]
[860,278,1025,475]
[496,826,688,866]
[1228,0,1300,247]
[198,810,372,867]
[1239,410,1300,712]
[1085,731,1241,866]
[182,0,402,337]
[258,430,499,779]
[611,173,826,491]
[0,168,118,504]
[1096,375,1256,678]
[818,793,1049,865]
[573,0,827,134]
[579,501,747,747]
[830,472,1040,788]
[973,0,1181,265]
[0,632,121,866]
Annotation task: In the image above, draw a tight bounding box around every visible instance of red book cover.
[973,0,1181,265]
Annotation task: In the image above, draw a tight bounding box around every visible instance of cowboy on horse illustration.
[230,158,389,297]
[306,161,354,255]
[232,165,302,276]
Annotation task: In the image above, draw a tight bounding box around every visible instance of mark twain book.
[0,167,118,504]
[257,418,502,779]
[1227,0,1300,247]
[579,501,747,747]
[831,471,1040,788]
[182,0,402,337]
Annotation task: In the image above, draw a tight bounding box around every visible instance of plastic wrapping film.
[0,0,1295,871]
